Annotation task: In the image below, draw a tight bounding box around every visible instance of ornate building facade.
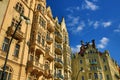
[72,40,120,80]
[0,0,72,80]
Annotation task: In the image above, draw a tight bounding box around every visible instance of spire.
[92,39,96,48]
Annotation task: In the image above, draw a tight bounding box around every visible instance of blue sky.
[47,0,120,65]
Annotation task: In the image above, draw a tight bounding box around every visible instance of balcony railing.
[6,26,24,42]
[47,22,54,33]
[54,58,63,68]
[55,43,62,55]
[27,60,44,73]
[46,36,53,44]
[45,46,54,61]
[55,58,63,64]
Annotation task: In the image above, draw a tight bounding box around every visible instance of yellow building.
[0,0,72,80]
[72,40,120,80]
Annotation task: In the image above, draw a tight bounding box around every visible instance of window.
[82,76,84,80]
[106,75,109,80]
[41,6,44,14]
[0,66,12,80]
[37,4,41,10]
[2,38,9,52]
[29,54,33,61]
[103,58,106,62]
[100,73,103,80]
[104,65,107,71]
[37,4,44,14]
[42,38,45,46]
[15,2,24,14]
[94,73,98,79]
[39,16,46,28]
[58,70,62,75]
[89,73,92,79]
[80,60,82,64]
[14,44,20,57]
[11,18,21,30]
[37,33,41,43]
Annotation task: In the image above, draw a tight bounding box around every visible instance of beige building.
[72,40,120,80]
[0,0,72,80]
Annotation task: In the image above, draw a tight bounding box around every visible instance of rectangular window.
[39,16,46,28]
[37,33,41,43]
[94,73,98,79]
[14,44,20,57]
[30,55,33,61]
[106,75,109,80]
[2,38,9,52]
[103,58,106,62]
[82,76,84,80]
[104,65,107,71]
[80,60,82,64]
[42,39,45,46]
[100,73,103,80]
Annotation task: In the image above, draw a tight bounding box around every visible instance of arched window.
[0,66,12,80]
[15,2,24,14]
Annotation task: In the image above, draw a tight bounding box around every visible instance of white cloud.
[67,15,80,26]
[92,0,98,2]
[71,21,85,33]
[93,21,99,29]
[88,20,112,29]
[71,45,81,53]
[102,21,112,28]
[82,0,99,11]
[66,6,80,13]
[114,25,120,32]
[97,37,109,49]
[88,19,94,26]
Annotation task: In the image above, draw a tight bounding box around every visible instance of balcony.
[90,62,97,65]
[55,43,62,55]
[46,36,53,45]
[47,22,54,33]
[44,69,53,79]
[6,26,24,42]
[45,46,54,61]
[27,61,44,76]
[54,58,63,68]
[54,73,64,80]
[55,31,62,43]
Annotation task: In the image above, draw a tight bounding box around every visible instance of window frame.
[13,44,20,57]
[2,37,9,52]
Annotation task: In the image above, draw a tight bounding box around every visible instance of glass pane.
[8,73,11,80]
[3,72,8,80]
